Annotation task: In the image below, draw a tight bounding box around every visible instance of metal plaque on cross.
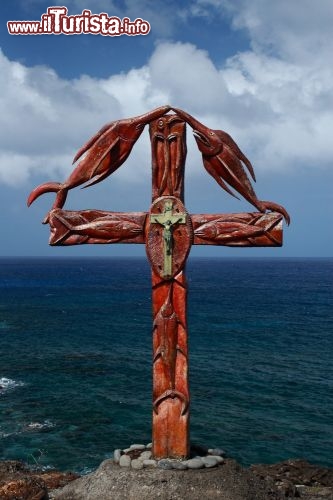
[28,105,289,460]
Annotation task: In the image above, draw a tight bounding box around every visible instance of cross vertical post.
[147,114,191,459]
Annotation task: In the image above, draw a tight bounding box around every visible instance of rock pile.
[113,442,226,471]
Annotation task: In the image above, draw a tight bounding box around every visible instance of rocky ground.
[0,457,332,499]
[0,460,79,499]
[250,460,333,499]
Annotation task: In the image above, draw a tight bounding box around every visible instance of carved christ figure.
[28,106,289,459]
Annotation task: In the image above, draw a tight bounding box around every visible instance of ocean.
[0,257,332,473]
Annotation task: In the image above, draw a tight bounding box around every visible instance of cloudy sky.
[1,0,332,257]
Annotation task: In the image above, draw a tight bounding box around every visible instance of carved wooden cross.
[28,106,288,460]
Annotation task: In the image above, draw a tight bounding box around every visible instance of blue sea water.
[0,257,332,473]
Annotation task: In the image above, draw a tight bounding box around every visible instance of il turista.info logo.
[7,6,151,36]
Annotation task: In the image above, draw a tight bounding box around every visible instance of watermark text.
[7,6,151,36]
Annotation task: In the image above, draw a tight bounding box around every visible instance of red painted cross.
[28,107,288,459]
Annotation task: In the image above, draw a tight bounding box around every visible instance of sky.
[0,0,332,258]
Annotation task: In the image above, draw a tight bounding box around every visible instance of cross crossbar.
[48,209,283,248]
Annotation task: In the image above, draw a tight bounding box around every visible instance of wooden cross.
[28,108,287,460]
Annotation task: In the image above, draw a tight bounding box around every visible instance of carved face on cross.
[28,106,288,459]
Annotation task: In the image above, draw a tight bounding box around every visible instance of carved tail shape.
[153,389,189,416]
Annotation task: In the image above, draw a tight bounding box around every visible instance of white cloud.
[0,48,122,185]
[190,0,333,70]
[0,50,122,143]
[0,152,72,187]
[223,0,333,62]
[220,49,333,167]
[0,0,332,188]
[148,42,227,114]
[185,0,333,170]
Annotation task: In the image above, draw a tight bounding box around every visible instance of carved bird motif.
[172,108,290,225]
[27,105,171,221]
